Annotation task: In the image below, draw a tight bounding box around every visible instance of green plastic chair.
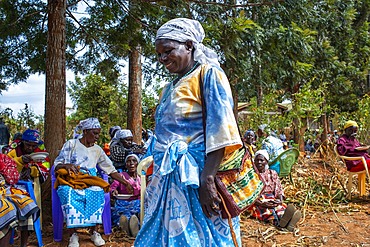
[268,148,300,177]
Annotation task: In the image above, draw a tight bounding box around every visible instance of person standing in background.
[0,118,10,148]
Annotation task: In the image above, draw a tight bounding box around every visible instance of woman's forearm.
[110,172,128,186]
[200,147,225,183]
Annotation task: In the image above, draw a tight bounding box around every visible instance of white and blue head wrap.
[156,18,220,67]
[114,129,133,140]
[74,117,101,138]
[125,153,140,164]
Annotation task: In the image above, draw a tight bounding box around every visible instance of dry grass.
[240,143,370,246]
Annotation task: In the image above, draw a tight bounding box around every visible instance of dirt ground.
[21,153,370,247]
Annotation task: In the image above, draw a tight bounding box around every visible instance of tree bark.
[43,0,67,219]
[127,45,142,144]
[45,0,66,162]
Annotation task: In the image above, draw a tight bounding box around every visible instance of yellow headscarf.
[343,120,358,130]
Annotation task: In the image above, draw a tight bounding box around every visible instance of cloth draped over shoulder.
[54,168,110,193]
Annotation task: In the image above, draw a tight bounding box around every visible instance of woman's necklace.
[155,62,200,124]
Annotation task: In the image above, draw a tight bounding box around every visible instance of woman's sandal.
[279,204,296,228]
[286,210,302,232]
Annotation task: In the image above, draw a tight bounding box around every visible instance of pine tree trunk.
[127,46,142,144]
[45,0,66,162]
[43,0,67,221]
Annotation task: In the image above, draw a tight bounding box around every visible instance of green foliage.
[346,94,370,143]
[0,0,47,89]
[290,80,327,127]
[67,74,128,143]
[67,73,157,144]
[0,104,44,140]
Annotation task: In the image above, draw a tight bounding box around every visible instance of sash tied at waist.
[157,140,203,189]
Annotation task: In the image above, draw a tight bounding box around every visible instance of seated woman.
[109,129,146,171]
[0,154,40,247]
[54,118,133,247]
[7,129,50,183]
[247,150,301,231]
[110,154,141,237]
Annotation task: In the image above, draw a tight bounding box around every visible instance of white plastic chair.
[136,156,153,225]
[334,145,370,198]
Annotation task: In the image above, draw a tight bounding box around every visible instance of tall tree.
[0,0,47,89]
[127,45,143,143]
[45,0,66,162]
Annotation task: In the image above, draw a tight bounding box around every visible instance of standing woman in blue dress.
[134,18,242,247]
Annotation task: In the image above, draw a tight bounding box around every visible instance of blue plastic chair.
[9,180,43,247]
[51,165,112,242]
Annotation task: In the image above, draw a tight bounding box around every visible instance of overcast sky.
[0,72,74,116]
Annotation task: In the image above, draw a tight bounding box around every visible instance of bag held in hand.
[215,147,265,219]
[199,72,264,219]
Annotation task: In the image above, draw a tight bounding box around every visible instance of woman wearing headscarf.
[54,118,133,247]
[110,154,141,237]
[109,129,146,171]
[7,129,50,182]
[336,120,370,172]
[247,150,301,231]
[134,18,242,246]
[7,129,50,223]
[243,129,257,156]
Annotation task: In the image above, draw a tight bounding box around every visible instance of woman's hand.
[356,146,370,151]
[199,175,221,218]
[19,167,31,181]
[22,154,32,164]
[56,164,79,175]
[199,148,225,218]
[125,183,134,194]
[110,172,134,194]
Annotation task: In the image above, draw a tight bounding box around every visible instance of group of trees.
[2,0,370,157]
[0,104,44,135]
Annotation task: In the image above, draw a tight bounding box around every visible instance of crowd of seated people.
[6,116,370,246]
[2,118,307,245]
